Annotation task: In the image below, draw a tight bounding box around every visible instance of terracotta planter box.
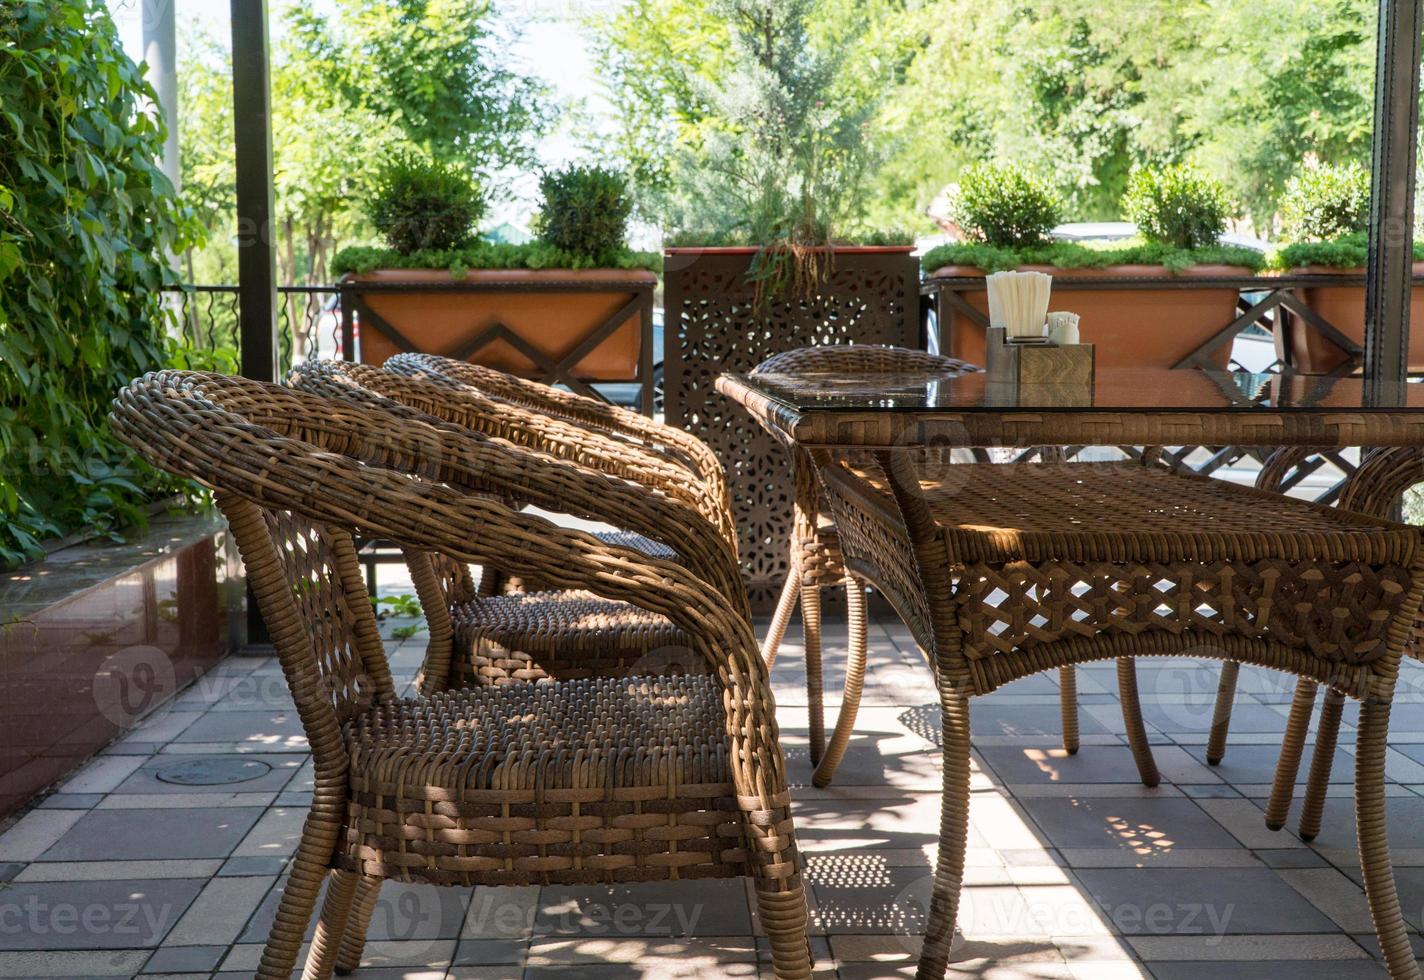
[664,245,920,610]
[926,264,1257,371]
[1285,264,1424,373]
[0,514,241,817]
[340,268,658,406]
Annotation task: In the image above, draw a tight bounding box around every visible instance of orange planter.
[928,264,1256,370]
[342,268,657,381]
[1285,264,1424,373]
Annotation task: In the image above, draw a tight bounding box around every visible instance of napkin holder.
[984,326,1095,407]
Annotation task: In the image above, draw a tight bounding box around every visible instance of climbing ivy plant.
[0,1,200,567]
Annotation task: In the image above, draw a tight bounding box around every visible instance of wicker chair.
[815,451,1424,980]
[1205,446,1424,842]
[111,371,811,980]
[288,360,741,693]
[748,345,1158,790]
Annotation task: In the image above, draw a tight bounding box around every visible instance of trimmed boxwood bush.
[1123,164,1232,250]
[536,165,632,259]
[367,154,485,255]
[1281,162,1370,241]
[950,163,1063,248]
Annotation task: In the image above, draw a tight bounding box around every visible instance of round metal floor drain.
[155,758,272,786]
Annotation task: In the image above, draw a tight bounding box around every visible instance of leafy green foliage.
[375,593,423,618]
[332,243,661,276]
[950,164,1063,248]
[595,0,902,245]
[536,166,633,258]
[368,155,486,255]
[1268,233,1424,270]
[921,239,1266,276]
[1280,162,1370,241]
[0,1,199,568]
[1123,165,1232,249]
[178,1,549,313]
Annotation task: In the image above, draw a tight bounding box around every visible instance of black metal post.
[231,0,277,648]
[1364,0,1423,406]
[231,0,278,384]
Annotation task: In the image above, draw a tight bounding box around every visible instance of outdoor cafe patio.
[13,1,1424,978]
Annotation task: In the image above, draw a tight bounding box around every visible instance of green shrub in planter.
[950,163,1063,248]
[368,154,486,255]
[536,165,633,260]
[1280,162,1369,241]
[1123,164,1231,250]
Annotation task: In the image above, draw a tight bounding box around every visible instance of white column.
[142,0,180,191]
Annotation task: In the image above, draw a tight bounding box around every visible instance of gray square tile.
[1018,796,1240,852]
[173,710,306,746]
[140,944,227,973]
[0,878,204,949]
[1073,868,1338,934]
[534,880,750,937]
[38,806,263,861]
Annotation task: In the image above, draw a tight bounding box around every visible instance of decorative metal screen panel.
[664,249,920,610]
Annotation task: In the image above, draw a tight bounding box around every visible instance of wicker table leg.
[763,569,800,669]
[801,583,827,765]
[812,575,868,788]
[1266,679,1318,831]
[1299,689,1346,842]
[917,690,972,980]
[1059,667,1080,755]
[1206,661,1240,765]
[1117,658,1160,787]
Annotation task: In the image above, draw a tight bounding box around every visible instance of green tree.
[594,0,912,240]
[0,0,200,567]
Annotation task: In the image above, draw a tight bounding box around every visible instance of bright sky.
[105,0,622,229]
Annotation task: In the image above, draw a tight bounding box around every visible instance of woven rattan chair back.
[386,351,730,515]
[288,359,745,615]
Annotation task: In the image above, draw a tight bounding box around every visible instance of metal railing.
[167,283,345,372]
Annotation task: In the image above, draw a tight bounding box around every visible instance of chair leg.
[335,875,382,975]
[257,815,345,980]
[813,575,868,788]
[801,583,826,766]
[1206,661,1240,765]
[1355,698,1423,980]
[1298,688,1346,843]
[1058,667,1079,755]
[763,568,801,669]
[755,879,814,980]
[1266,678,1318,831]
[917,690,971,980]
[1117,658,1160,788]
[302,867,359,980]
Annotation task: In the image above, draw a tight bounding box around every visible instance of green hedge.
[921,239,1266,276]
[331,242,661,276]
[1269,233,1424,270]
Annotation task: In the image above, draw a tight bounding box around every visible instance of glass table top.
[725,367,1424,414]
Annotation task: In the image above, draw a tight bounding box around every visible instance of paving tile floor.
[4,603,1424,979]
